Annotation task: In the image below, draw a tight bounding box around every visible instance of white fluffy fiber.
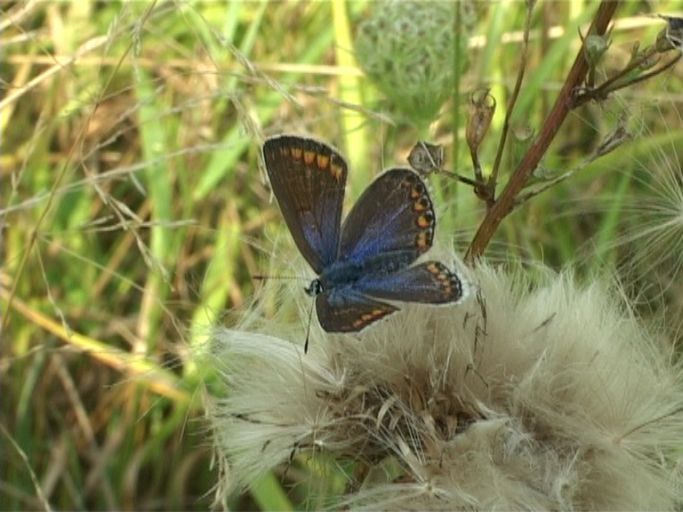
[208,263,683,509]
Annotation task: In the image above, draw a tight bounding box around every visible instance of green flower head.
[355,1,467,126]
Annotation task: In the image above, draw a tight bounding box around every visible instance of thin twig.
[452,1,462,174]
[571,45,658,107]
[489,1,534,194]
[440,169,483,188]
[515,115,632,206]
[0,423,53,512]
[592,51,682,99]
[470,146,485,185]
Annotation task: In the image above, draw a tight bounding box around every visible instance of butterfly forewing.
[339,169,435,266]
[316,288,398,332]
[263,136,347,273]
[355,261,463,304]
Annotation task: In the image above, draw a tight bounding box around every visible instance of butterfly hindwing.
[355,261,463,304]
[339,169,435,267]
[263,135,347,273]
[316,288,398,332]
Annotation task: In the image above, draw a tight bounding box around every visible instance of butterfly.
[262,135,464,344]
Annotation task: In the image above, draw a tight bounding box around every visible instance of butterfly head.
[305,278,324,297]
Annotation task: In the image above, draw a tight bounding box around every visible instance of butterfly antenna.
[304,299,315,354]
[252,274,307,282]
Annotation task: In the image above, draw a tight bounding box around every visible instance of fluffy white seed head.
[207,262,683,509]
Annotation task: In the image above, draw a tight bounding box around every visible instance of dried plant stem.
[451,1,462,171]
[574,50,681,107]
[466,1,619,263]
[488,1,534,197]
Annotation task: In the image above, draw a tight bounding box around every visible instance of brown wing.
[263,135,347,273]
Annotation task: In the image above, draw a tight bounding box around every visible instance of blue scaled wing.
[339,169,435,267]
[263,135,347,274]
[356,261,463,304]
[316,288,398,332]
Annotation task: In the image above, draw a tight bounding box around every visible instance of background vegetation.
[2,1,683,509]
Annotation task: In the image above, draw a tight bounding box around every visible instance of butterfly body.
[305,249,417,303]
[316,250,416,290]
[263,135,464,334]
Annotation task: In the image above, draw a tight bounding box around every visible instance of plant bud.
[466,89,496,154]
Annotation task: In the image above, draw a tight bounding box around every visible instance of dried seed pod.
[408,141,445,175]
[466,89,496,155]
[583,33,610,66]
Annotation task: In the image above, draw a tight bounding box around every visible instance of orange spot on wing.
[416,232,429,249]
[291,147,303,160]
[417,215,432,228]
[304,150,316,164]
[316,154,330,169]
[330,162,344,180]
[413,198,428,212]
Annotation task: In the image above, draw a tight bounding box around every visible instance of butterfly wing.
[339,169,435,266]
[263,135,347,273]
[355,261,463,304]
[316,288,397,332]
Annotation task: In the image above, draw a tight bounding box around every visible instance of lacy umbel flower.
[208,264,683,509]
[354,0,466,125]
